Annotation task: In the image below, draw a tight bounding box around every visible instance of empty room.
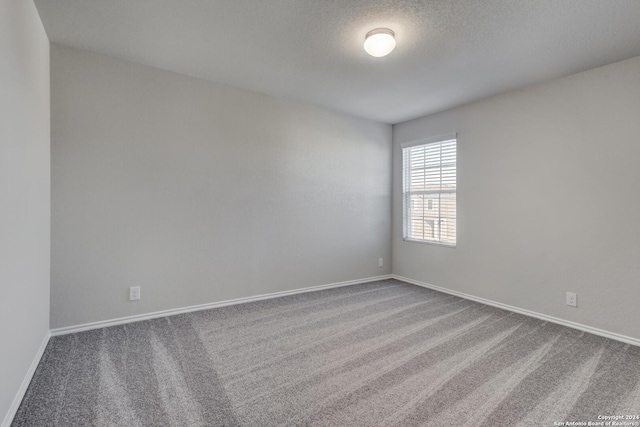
[3,0,640,426]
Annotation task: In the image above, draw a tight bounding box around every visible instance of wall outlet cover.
[129,286,141,301]
[566,292,577,307]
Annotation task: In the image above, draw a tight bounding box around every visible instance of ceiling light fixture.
[364,28,396,57]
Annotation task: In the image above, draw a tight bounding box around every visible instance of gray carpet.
[13,279,640,426]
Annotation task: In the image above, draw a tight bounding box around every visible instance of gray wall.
[0,0,50,423]
[393,55,640,340]
[51,45,392,329]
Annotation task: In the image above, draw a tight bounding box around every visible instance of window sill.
[403,238,456,248]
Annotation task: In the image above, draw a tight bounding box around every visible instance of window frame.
[401,134,457,248]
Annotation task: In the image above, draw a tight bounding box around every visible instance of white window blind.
[402,136,457,246]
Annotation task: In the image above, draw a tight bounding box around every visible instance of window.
[402,135,456,246]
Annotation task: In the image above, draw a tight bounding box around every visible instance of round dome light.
[364,28,396,57]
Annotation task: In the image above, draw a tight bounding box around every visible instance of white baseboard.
[393,274,640,347]
[7,273,637,427]
[51,274,393,336]
[1,331,51,427]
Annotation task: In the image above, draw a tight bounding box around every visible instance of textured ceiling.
[34,0,640,124]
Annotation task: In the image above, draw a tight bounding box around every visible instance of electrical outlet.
[566,292,577,307]
[129,286,141,301]
[378,258,384,268]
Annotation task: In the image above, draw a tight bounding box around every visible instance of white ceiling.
[34,0,640,124]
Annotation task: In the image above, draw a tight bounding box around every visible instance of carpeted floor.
[13,279,640,426]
